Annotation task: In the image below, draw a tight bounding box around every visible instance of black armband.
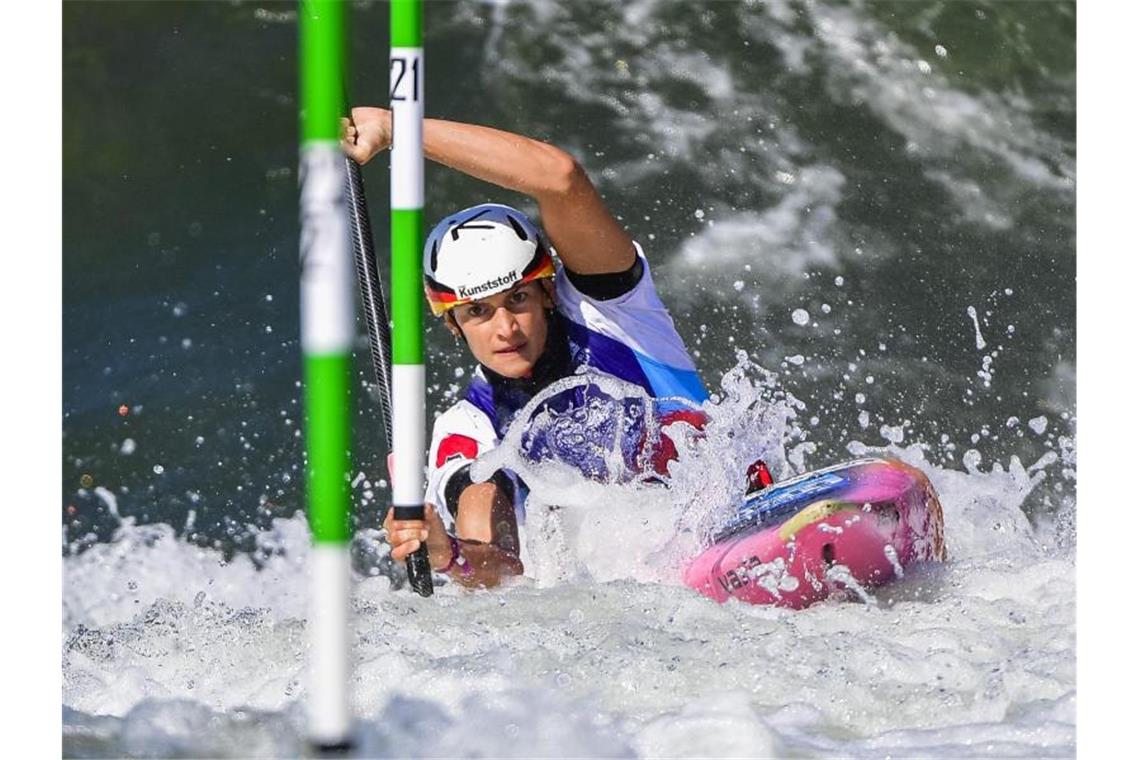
[442,465,517,519]
[564,255,644,300]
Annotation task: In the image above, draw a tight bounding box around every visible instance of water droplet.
[792,308,810,326]
[966,306,987,349]
[153,464,165,475]
[879,424,904,443]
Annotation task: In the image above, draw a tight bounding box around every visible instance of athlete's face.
[450,281,555,378]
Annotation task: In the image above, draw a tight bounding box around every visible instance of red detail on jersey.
[660,408,709,432]
[436,434,479,468]
[648,408,710,476]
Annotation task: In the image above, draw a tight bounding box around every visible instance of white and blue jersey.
[426,241,706,527]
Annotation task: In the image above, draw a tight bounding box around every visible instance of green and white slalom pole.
[389,0,434,597]
[299,0,354,751]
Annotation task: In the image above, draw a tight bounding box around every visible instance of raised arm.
[342,107,635,275]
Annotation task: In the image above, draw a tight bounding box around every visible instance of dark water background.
[63,0,1075,557]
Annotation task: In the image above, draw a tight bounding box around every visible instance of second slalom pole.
[389,0,432,597]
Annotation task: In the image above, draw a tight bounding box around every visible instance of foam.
[63,355,1073,757]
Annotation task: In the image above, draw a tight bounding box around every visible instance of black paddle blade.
[406,545,434,597]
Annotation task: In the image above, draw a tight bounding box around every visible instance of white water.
[62,357,1075,757]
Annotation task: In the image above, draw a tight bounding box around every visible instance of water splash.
[824,563,875,605]
[63,359,1073,757]
[966,305,987,350]
[883,544,905,579]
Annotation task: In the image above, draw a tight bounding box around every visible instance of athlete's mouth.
[494,342,527,355]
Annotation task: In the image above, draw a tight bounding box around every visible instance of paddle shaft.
[344,156,433,595]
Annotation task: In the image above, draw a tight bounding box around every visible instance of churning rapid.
[64,358,1074,757]
[63,1,1074,757]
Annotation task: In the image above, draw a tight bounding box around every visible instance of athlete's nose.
[490,304,520,338]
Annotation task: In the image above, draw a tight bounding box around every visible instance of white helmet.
[423,203,556,316]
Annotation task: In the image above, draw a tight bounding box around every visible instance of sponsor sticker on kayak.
[716,471,850,540]
[746,471,847,513]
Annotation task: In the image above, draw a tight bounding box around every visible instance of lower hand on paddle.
[340,107,392,164]
[383,503,450,569]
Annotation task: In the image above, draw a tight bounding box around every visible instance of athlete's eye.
[508,289,529,305]
[464,303,487,319]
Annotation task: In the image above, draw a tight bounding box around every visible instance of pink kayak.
[683,457,946,608]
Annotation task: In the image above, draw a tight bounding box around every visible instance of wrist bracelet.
[440,534,473,577]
